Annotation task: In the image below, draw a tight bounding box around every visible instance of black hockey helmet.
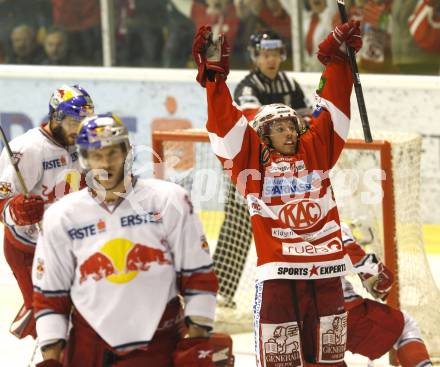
[248,30,287,62]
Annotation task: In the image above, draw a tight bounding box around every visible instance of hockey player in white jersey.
[342,223,432,367]
[0,84,94,339]
[32,114,221,367]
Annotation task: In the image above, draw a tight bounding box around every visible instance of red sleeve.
[205,79,263,197]
[178,271,218,296]
[300,60,353,170]
[242,108,259,122]
[33,292,71,318]
[344,240,368,266]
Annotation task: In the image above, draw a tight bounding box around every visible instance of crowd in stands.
[0,0,438,74]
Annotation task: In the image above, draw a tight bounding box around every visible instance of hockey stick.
[0,123,42,231]
[336,0,373,143]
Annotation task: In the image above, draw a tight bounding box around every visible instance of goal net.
[151,128,440,360]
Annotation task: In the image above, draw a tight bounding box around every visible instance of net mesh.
[152,129,440,358]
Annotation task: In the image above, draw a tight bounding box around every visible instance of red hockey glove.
[192,25,230,87]
[174,337,215,367]
[8,193,44,226]
[361,262,394,301]
[317,20,362,65]
[36,360,63,367]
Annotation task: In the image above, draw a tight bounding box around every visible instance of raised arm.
[192,26,263,196]
[302,21,362,170]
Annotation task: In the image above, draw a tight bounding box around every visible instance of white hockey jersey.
[0,126,82,251]
[32,178,218,351]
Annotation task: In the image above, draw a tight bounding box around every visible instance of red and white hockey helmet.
[251,103,307,139]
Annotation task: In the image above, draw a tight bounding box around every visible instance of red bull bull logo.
[79,239,171,285]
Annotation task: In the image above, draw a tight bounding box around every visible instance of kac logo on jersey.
[278,198,322,229]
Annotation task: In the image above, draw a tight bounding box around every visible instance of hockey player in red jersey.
[341,223,433,367]
[193,21,362,366]
[32,114,224,367]
[0,84,94,339]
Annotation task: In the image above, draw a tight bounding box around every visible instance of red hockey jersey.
[206,61,353,281]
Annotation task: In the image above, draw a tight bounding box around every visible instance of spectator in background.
[165,0,240,68]
[192,0,241,53]
[163,0,196,68]
[0,41,7,63]
[51,0,101,65]
[259,0,291,46]
[355,0,395,73]
[0,0,51,60]
[116,0,167,67]
[9,24,45,64]
[302,0,338,71]
[392,0,439,75]
[232,0,263,68]
[41,28,84,66]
